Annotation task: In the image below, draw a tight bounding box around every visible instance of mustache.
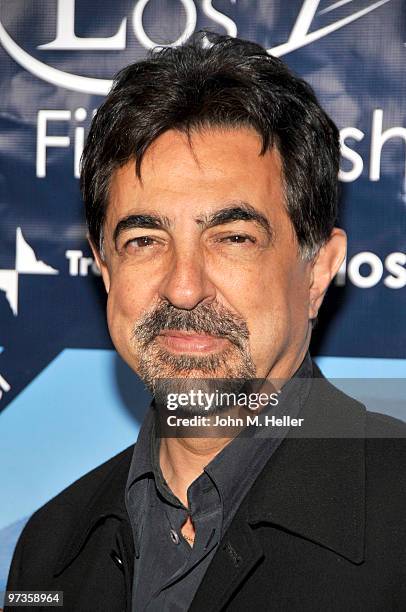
[131,301,250,350]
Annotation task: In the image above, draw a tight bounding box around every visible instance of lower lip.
[157,333,228,353]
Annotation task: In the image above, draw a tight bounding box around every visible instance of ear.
[308,228,347,320]
[88,235,111,294]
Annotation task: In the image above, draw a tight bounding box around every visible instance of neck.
[159,435,232,507]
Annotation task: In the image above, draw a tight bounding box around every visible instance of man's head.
[81,33,346,391]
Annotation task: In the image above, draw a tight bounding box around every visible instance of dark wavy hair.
[80,32,340,260]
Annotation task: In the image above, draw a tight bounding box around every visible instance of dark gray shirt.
[125,352,313,611]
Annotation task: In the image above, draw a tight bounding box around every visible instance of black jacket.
[5,363,406,611]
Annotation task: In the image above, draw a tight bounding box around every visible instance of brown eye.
[127,236,155,248]
[221,235,256,244]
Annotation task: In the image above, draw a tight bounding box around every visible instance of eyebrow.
[196,202,273,239]
[113,213,171,246]
[113,201,273,248]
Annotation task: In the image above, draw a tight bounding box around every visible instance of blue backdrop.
[1,0,405,601]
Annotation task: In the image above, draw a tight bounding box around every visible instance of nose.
[158,246,216,310]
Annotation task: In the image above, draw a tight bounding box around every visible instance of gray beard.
[137,341,256,415]
[130,300,257,415]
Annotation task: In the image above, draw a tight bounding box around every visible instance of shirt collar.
[125,406,155,493]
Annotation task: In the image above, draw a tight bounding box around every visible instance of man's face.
[95,127,315,389]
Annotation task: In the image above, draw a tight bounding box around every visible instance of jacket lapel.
[54,448,134,577]
[190,363,366,609]
[189,516,264,612]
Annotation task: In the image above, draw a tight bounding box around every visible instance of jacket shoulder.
[41,444,134,509]
[6,445,134,591]
[365,411,406,487]
[366,410,406,437]
[313,361,406,439]
[29,443,134,526]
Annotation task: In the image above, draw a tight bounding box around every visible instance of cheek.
[105,273,155,350]
[233,259,310,366]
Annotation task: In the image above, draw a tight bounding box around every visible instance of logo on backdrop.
[0,0,392,94]
[0,228,58,317]
[0,228,57,401]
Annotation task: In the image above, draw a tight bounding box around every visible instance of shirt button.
[111,552,123,567]
[170,529,180,544]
